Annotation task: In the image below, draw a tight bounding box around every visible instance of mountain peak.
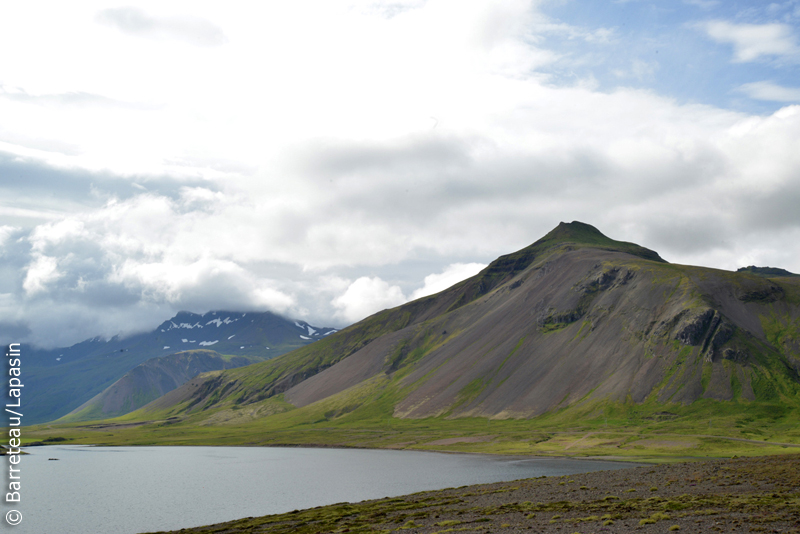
[557,220,602,233]
[542,221,607,243]
[530,221,666,263]
[437,222,665,315]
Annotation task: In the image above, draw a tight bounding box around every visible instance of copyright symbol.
[5,510,21,526]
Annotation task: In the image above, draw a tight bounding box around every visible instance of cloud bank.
[0,1,799,348]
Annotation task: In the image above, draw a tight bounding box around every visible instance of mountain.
[126,221,799,433]
[24,311,337,424]
[128,222,800,432]
[31,221,796,455]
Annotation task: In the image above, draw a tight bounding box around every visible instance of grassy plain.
[24,391,800,462]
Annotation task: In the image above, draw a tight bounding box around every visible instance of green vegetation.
[55,349,266,424]
[24,389,800,460]
[526,221,666,263]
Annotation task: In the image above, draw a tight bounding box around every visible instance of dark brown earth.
[146,454,800,534]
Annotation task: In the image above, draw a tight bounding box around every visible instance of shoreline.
[144,453,800,534]
[22,417,800,461]
[27,436,788,469]
[23,440,666,465]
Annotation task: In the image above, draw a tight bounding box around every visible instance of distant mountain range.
[24,311,337,424]
[120,222,799,433]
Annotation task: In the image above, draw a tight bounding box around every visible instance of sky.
[1,0,800,349]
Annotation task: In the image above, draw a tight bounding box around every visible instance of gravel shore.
[149,454,800,534]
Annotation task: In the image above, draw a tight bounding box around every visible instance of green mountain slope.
[33,222,800,457]
[57,349,256,423]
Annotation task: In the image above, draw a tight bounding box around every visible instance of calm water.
[4,446,637,534]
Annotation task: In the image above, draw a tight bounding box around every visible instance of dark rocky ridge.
[737,265,799,278]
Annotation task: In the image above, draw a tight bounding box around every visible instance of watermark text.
[5,343,22,526]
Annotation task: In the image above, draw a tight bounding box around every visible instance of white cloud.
[8,93,800,345]
[1,1,800,347]
[0,225,18,248]
[738,81,800,102]
[28,218,88,252]
[96,7,228,47]
[410,263,487,300]
[23,255,61,295]
[112,257,295,312]
[332,277,407,323]
[702,20,799,62]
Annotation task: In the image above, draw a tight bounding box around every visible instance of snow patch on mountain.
[170,321,204,330]
[206,317,236,327]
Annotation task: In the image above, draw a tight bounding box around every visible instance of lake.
[5,445,638,533]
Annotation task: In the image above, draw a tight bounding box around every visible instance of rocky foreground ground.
[150,454,800,534]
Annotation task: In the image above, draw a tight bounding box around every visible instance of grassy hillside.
[57,349,257,423]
